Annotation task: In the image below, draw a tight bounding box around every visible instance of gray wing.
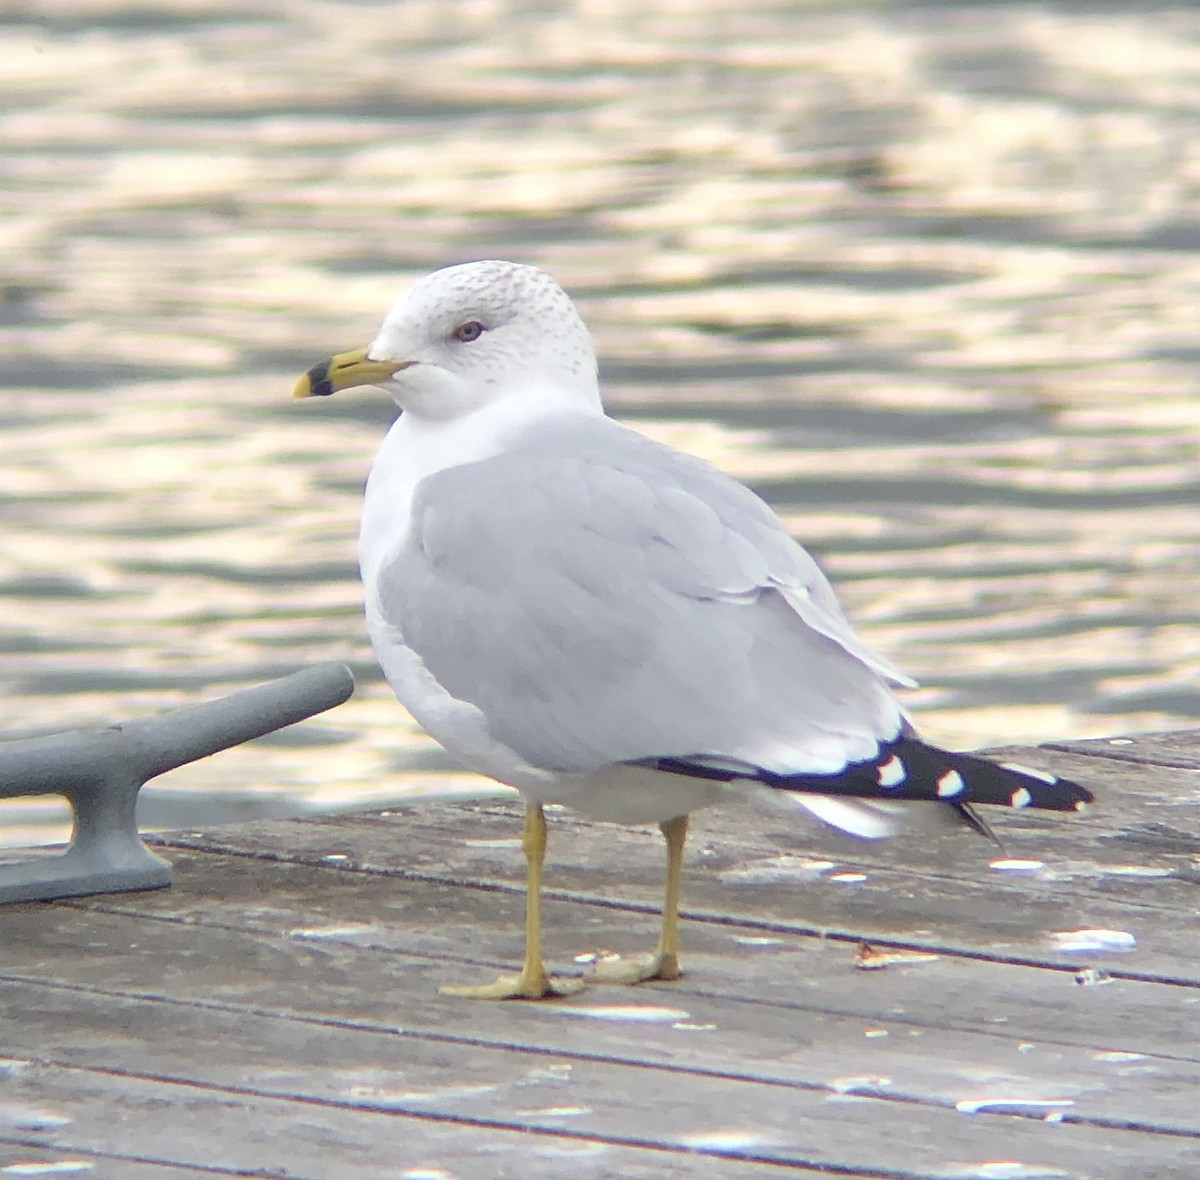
[379,414,905,775]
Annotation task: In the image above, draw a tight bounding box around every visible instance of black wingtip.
[646,739,1093,814]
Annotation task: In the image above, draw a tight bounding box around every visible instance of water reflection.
[2,0,1198,846]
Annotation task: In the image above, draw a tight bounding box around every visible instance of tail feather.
[951,800,1001,843]
[647,737,1093,813]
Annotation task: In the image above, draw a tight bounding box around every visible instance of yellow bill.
[293,347,404,399]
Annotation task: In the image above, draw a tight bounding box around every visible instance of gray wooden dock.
[2,729,1199,1179]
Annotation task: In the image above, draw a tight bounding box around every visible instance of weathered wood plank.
[5,1059,781,1180]
[1042,730,1200,770]
[0,1143,213,1180]
[4,928,1200,1149]
[4,729,1200,1178]
[2,962,1197,1180]
[1,845,1198,1171]
[144,768,1200,984]
[39,846,1200,1062]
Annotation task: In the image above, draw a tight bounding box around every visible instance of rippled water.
[2,0,1199,845]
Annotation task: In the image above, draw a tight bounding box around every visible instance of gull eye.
[452,320,486,343]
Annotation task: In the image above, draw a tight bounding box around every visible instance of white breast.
[359,407,570,794]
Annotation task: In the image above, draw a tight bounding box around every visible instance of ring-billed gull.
[295,260,1093,1000]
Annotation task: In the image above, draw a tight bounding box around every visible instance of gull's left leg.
[440,803,584,1000]
[594,813,688,985]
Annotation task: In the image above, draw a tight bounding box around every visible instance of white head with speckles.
[354,260,600,421]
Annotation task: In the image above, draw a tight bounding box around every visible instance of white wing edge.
[792,795,902,839]
[777,583,917,689]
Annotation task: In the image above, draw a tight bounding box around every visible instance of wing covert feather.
[377,415,903,774]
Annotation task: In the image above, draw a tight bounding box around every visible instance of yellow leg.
[440,804,583,1000]
[594,813,688,985]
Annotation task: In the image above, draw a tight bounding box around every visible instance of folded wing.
[381,413,906,777]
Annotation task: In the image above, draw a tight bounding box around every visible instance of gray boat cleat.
[0,662,355,903]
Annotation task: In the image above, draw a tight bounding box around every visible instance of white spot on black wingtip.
[876,755,906,789]
[1010,786,1033,809]
[1000,761,1058,785]
[935,769,965,798]
[1073,799,1090,814]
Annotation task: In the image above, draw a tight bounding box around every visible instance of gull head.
[294,260,600,421]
